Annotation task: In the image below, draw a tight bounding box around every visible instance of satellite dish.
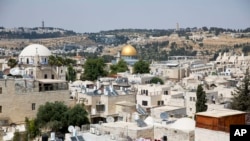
[160,112,169,120]
[106,116,115,123]
[68,125,74,133]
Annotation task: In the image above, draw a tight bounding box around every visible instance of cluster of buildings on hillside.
[0,26,74,35]
[0,44,249,141]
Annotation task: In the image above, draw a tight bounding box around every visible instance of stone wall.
[195,127,229,141]
[100,122,154,140]
[0,79,73,124]
[154,125,194,141]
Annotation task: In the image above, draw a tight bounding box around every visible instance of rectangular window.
[142,101,148,106]
[0,87,2,94]
[0,106,2,113]
[96,104,105,112]
[32,103,36,110]
[193,97,196,101]
[164,91,168,95]
[158,101,164,106]
[190,97,192,101]
[158,101,161,106]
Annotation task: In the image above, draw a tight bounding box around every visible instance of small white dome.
[19,44,51,57]
[171,118,195,131]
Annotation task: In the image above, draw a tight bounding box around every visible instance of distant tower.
[42,20,44,29]
[176,22,180,31]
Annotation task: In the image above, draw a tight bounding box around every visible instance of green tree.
[13,132,21,141]
[36,101,68,132]
[25,117,40,140]
[55,56,64,66]
[231,68,250,111]
[64,58,77,66]
[196,84,207,113]
[102,55,115,63]
[65,104,89,126]
[242,46,250,55]
[133,60,150,74]
[48,55,57,78]
[150,77,164,84]
[66,65,76,81]
[35,102,90,133]
[81,58,108,81]
[7,58,18,68]
[48,55,57,67]
[110,59,128,74]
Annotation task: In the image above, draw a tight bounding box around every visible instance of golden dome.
[121,45,137,56]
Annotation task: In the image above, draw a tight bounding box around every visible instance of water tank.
[50,132,55,141]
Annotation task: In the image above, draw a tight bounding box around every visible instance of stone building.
[69,78,136,124]
[0,79,71,125]
[136,84,170,109]
[14,44,66,80]
[0,44,72,125]
[92,117,195,141]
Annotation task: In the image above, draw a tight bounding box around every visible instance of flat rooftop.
[102,121,153,130]
[37,79,67,83]
[152,105,185,112]
[196,109,246,118]
[115,101,136,107]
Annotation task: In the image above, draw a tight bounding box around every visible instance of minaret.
[176,22,180,31]
[42,20,44,29]
[116,51,121,63]
[34,47,40,66]
[33,47,40,80]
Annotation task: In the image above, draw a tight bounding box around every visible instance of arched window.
[26,58,29,64]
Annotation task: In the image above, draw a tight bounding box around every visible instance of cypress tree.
[196,84,207,113]
[231,68,250,111]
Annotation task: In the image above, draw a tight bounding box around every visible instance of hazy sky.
[0,0,249,33]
